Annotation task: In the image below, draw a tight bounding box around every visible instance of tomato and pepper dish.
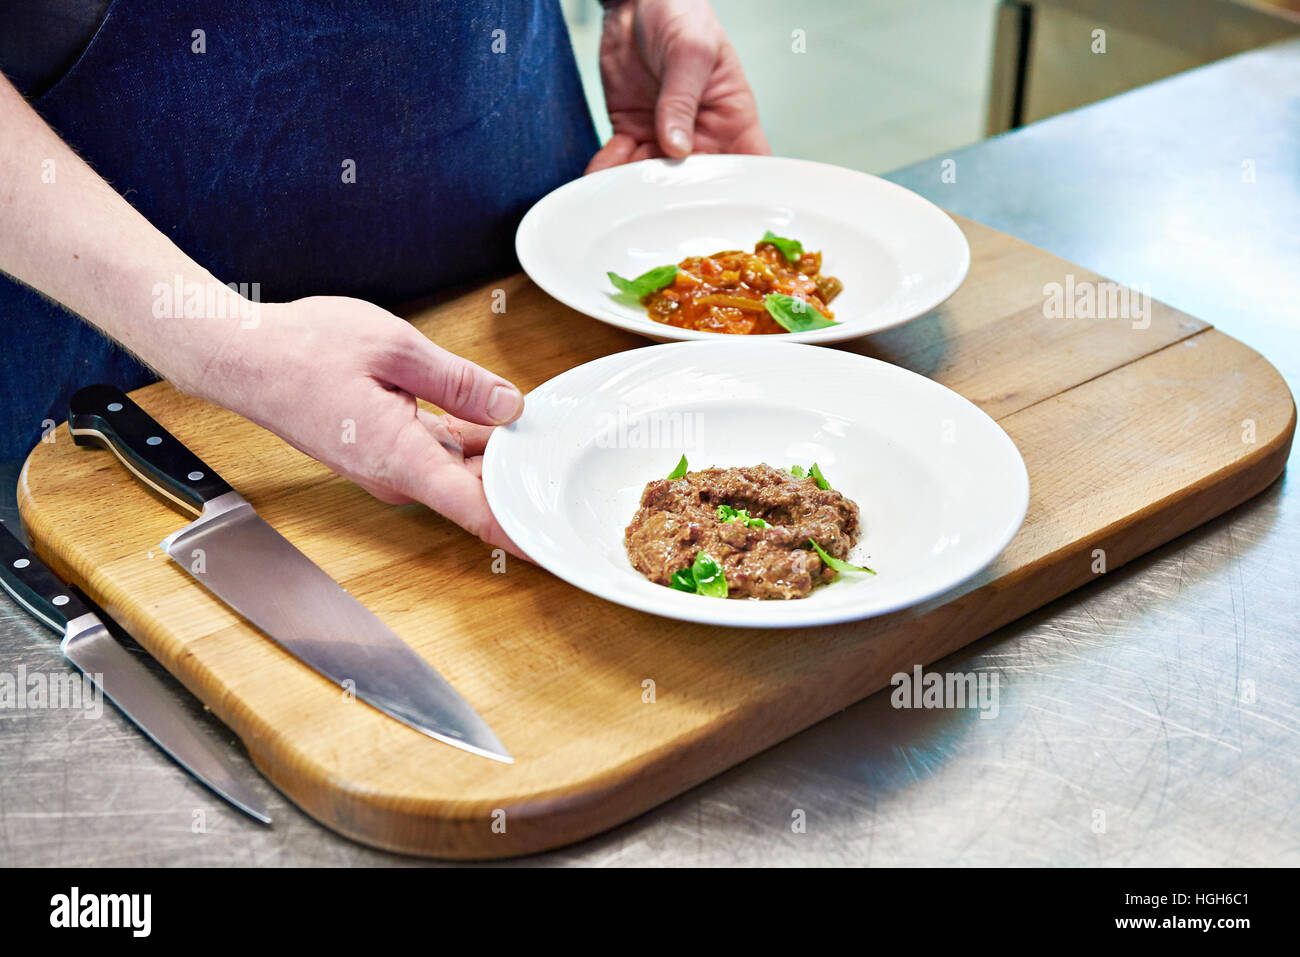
[607,232,844,335]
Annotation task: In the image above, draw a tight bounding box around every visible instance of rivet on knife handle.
[68,384,234,516]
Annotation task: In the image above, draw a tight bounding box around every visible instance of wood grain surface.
[17,216,1295,858]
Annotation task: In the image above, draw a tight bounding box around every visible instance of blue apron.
[0,0,597,460]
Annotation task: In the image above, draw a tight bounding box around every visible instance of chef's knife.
[0,521,272,822]
[68,384,511,764]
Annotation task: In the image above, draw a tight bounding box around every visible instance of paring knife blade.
[67,384,511,764]
[0,521,272,822]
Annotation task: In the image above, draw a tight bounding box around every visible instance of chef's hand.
[198,297,527,558]
[586,0,770,174]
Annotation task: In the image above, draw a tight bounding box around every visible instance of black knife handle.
[68,384,234,516]
[0,522,96,635]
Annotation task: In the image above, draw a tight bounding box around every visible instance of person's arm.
[0,76,240,388]
[587,0,770,173]
[0,76,525,554]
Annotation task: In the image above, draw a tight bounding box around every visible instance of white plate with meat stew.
[482,341,1028,628]
[515,154,970,344]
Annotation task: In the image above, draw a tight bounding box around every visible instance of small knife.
[68,384,511,764]
[0,521,272,822]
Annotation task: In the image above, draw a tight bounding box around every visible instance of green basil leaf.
[607,264,678,302]
[667,454,689,479]
[809,462,831,490]
[716,503,771,529]
[670,567,698,592]
[764,293,837,332]
[789,465,806,478]
[691,551,728,598]
[761,230,804,264]
[809,539,876,575]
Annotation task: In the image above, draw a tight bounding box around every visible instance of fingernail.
[487,385,523,423]
[668,127,691,154]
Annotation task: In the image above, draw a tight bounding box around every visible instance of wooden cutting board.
[18,216,1294,859]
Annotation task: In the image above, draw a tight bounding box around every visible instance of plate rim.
[483,340,1030,629]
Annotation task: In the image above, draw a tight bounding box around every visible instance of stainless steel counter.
[1,40,1297,867]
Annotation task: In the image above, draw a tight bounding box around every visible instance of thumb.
[384,330,524,426]
[654,36,715,158]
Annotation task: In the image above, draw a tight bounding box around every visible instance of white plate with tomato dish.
[483,341,1029,629]
[515,154,970,344]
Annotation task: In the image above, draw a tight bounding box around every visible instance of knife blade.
[67,384,511,764]
[0,521,272,822]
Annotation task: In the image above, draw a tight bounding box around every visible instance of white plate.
[483,341,1029,628]
[515,154,970,345]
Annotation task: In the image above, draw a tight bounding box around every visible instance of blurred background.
[563,0,1300,174]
